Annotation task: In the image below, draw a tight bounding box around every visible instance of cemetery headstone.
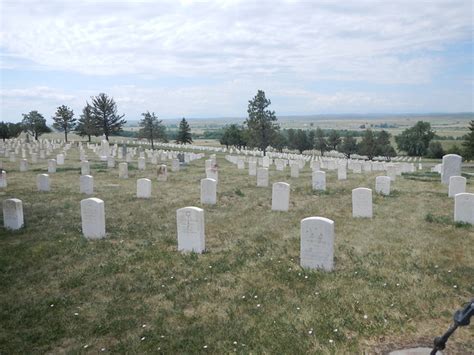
[176,206,205,253]
[80,197,106,239]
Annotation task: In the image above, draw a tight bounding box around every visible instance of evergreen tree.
[426,141,445,159]
[395,121,435,156]
[287,128,296,150]
[271,131,288,153]
[76,104,99,142]
[314,127,328,156]
[375,130,396,160]
[52,105,76,142]
[21,110,51,140]
[358,129,377,160]
[220,124,246,149]
[307,129,316,149]
[327,130,342,150]
[245,90,279,155]
[0,122,22,141]
[138,111,167,149]
[462,120,474,159]
[90,93,126,141]
[294,129,312,153]
[176,118,193,144]
[340,136,358,158]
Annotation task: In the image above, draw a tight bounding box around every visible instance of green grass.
[0,146,473,353]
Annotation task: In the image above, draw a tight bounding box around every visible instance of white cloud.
[0,0,471,83]
[0,0,472,119]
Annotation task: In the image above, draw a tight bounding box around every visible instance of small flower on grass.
[333,328,338,332]
[241,295,246,299]
[83,345,89,349]
[435,265,439,269]
[74,312,79,316]
[209,265,212,269]
[101,348,106,352]
[142,324,146,328]
[141,337,146,341]
[363,314,368,320]
[304,275,308,279]
[329,339,334,344]
[256,304,261,308]
[254,295,258,299]
[308,329,313,335]
[233,341,238,345]
[203,345,208,349]
[296,307,300,311]
[453,285,458,289]
[50,304,54,307]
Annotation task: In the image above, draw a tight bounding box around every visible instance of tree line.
[1,89,473,159]
[219,90,474,160]
[0,93,193,146]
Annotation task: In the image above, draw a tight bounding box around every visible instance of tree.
[76,104,99,142]
[271,131,288,153]
[76,104,96,142]
[90,93,126,141]
[307,130,316,149]
[462,120,474,160]
[426,141,445,159]
[294,129,312,153]
[375,130,396,160]
[0,122,22,141]
[52,105,76,142]
[358,129,378,160]
[21,110,51,140]
[395,121,435,156]
[314,127,328,156]
[244,90,279,155]
[287,128,296,150]
[176,118,193,144]
[340,136,358,158]
[220,124,246,149]
[138,111,167,149]
[327,130,342,150]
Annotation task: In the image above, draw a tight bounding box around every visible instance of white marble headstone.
[3,198,24,230]
[80,197,106,239]
[176,206,205,253]
[352,187,373,218]
[272,182,290,211]
[300,216,334,271]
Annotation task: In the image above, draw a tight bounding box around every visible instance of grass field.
[0,146,473,354]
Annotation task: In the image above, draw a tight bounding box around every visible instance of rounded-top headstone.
[300,216,334,271]
[352,187,373,218]
[80,198,106,239]
[176,206,205,253]
[441,154,462,185]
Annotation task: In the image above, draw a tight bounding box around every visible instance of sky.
[0,0,473,123]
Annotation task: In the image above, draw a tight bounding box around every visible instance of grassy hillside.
[0,146,472,353]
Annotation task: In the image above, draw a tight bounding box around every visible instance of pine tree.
[21,110,51,140]
[314,127,328,156]
[52,105,76,142]
[90,93,126,141]
[245,90,279,155]
[340,136,358,158]
[175,118,193,144]
[0,122,22,141]
[138,111,167,149]
[358,129,377,160]
[76,104,98,142]
[462,120,474,160]
[327,130,342,150]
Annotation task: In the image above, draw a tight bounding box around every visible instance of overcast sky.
[0,0,473,122]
